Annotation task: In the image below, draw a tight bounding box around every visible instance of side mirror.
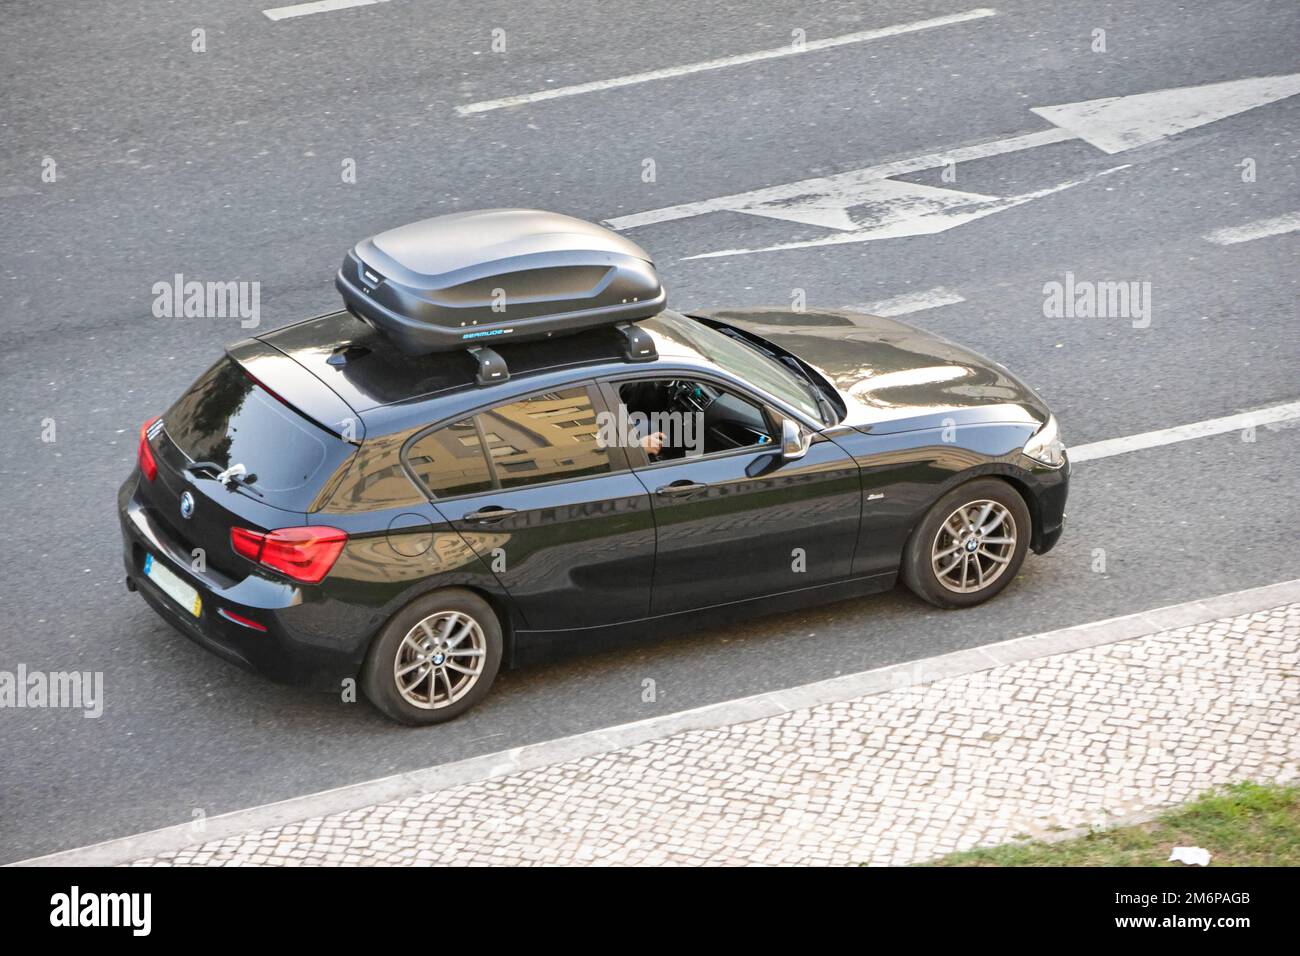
[781,418,810,460]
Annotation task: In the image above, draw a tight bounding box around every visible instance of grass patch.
[925,782,1300,866]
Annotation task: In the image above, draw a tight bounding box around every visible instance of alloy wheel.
[393,610,488,709]
[930,499,1018,594]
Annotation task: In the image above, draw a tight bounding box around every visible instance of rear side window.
[405,418,494,499]
[164,357,355,511]
[406,386,611,498]
[479,387,611,489]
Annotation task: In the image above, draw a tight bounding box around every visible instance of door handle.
[654,481,707,498]
[461,506,518,523]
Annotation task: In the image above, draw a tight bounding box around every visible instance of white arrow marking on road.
[605,74,1300,257]
[733,179,1000,232]
[1030,74,1300,154]
[683,169,1128,258]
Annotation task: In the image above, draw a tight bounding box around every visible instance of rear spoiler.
[226,338,365,444]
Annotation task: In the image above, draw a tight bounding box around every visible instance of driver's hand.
[640,431,666,457]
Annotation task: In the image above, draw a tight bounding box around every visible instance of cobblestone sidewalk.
[127,601,1300,866]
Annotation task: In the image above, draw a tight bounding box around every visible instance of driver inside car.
[619,380,672,459]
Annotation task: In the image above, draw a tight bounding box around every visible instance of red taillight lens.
[229,526,347,584]
[230,527,265,561]
[138,416,160,481]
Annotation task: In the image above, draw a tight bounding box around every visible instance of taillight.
[138,416,161,481]
[230,526,348,584]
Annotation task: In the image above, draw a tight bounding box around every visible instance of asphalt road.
[1,0,1297,862]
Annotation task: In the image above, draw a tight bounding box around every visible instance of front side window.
[615,378,775,461]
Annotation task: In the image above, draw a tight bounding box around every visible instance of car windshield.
[662,318,825,422]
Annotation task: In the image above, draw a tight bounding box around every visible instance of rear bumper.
[118,475,372,692]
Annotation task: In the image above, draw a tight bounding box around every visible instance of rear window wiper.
[184,461,264,497]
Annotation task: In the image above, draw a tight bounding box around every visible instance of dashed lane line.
[264,0,392,21]
[1204,212,1300,245]
[1071,401,1300,463]
[454,9,998,115]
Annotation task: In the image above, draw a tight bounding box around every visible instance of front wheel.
[901,479,1031,609]
[361,589,503,725]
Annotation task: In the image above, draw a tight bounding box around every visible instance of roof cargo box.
[335,209,666,355]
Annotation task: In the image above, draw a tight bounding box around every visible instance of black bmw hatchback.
[120,214,1067,725]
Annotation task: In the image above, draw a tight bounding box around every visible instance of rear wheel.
[361,589,502,725]
[901,479,1031,609]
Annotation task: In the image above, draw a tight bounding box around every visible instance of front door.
[604,376,861,616]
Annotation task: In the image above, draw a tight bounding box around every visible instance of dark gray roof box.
[335,209,667,355]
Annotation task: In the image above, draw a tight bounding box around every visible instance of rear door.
[404,383,656,630]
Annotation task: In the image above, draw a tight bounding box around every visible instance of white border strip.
[1070,400,1300,462]
[455,9,998,115]
[13,577,1300,867]
[263,0,391,21]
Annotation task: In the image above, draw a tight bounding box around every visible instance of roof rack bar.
[613,321,657,363]
[467,346,510,386]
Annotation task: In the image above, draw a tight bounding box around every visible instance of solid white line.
[263,0,391,21]
[1204,211,1300,245]
[848,288,966,317]
[455,9,998,115]
[1071,401,1300,462]
[14,577,1300,867]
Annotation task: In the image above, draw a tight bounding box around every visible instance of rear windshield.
[164,357,354,511]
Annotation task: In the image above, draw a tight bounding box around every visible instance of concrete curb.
[14,577,1300,867]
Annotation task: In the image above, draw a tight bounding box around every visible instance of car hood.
[696,307,1050,434]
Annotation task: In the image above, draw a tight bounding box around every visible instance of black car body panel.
[121,305,1068,693]
[695,307,1051,431]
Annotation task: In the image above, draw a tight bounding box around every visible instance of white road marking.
[1204,212,1300,245]
[263,0,390,20]
[1031,73,1300,154]
[683,168,1128,258]
[18,579,1300,867]
[608,74,1300,257]
[847,288,967,317]
[730,179,1000,232]
[604,128,1074,232]
[455,9,998,115]
[1071,401,1300,463]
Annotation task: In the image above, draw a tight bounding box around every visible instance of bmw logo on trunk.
[179,491,196,520]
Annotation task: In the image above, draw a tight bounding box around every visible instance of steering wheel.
[665,380,714,413]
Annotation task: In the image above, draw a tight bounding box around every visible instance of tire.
[901,478,1032,609]
[361,588,503,725]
